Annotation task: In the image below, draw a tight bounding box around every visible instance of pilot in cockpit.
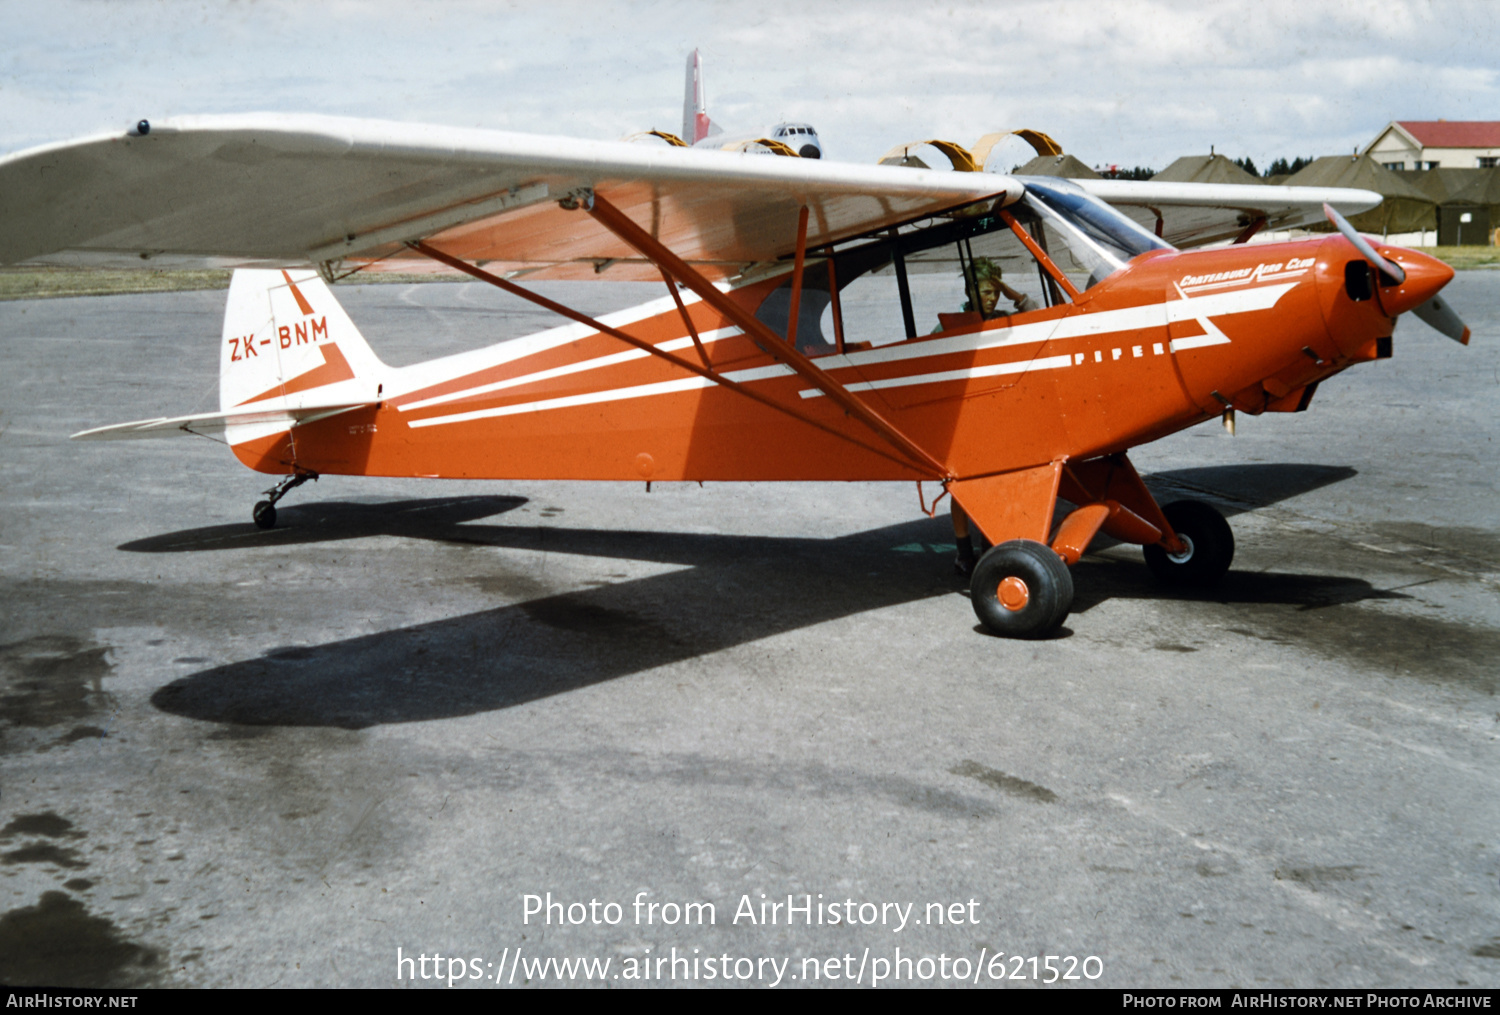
[972,257,1038,317]
[937,257,1038,333]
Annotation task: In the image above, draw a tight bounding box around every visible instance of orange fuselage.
[233,235,1449,488]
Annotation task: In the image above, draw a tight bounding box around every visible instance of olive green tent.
[1451,169,1500,206]
[1399,167,1490,204]
[1151,154,1260,185]
[1399,167,1497,245]
[1014,153,1101,179]
[1447,170,1500,246]
[1285,154,1435,236]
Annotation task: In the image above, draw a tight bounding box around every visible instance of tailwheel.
[249,470,317,531]
[970,539,1073,639]
[1143,500,1234,587]
[252,500,277,530]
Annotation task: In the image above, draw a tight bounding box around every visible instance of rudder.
[220,268,386,415]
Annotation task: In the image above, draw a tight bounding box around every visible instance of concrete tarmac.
[1,274,1497,989]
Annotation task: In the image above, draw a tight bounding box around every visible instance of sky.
[2,0,1496,172]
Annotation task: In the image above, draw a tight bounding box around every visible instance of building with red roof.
[1364,121,1500,171]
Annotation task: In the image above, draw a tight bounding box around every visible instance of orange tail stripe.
[236,344,357,406]
[280,270,316,316]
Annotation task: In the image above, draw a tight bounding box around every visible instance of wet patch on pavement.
[1369,522,1500,579]
[1,812,85,840]
[0,635,115,750]
[1,842,89,869]
[950,760,1058,802]
[1070,549,1500,694]
[0,891,162,987]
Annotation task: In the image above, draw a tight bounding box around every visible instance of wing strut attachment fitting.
[406,241,920,473]
[584,193,951,479]
[1232,216,1267,245]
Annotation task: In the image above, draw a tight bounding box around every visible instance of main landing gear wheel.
[970,539,1074,639]
[1143,500,1234,587]
[252,500,277,530]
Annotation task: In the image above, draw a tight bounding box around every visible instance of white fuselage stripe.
[399,326,744,411]
[403,282,1296,428]
[379,279,737,399]
[407,362,794,428]
[797,354,1075,398]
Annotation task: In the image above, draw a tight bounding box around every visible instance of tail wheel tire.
[970,539,1073,638]
[252,500,277,530]
[1143,500,1234,586]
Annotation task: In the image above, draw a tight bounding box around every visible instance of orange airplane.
[0,115,1470,637]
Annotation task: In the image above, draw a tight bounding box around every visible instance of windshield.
[1020,176,1174,287]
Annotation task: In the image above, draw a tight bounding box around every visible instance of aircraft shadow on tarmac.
[122,464,1356,556]
[118,495,531,552]
[143,463,1403,729]
[1144,463,1358,517]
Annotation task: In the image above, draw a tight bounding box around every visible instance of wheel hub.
[997,576,1030,611]
[1166,534,1195,565]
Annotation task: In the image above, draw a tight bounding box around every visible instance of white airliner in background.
[681,49,823,158]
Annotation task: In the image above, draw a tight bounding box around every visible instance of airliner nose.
[798,144,820,159]
[1376,246,1454,318]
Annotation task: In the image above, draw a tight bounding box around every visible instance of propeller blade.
[1323,202,1405,285]
[1411,293,1471,345]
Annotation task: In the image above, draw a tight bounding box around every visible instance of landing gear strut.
[252,470,317,530]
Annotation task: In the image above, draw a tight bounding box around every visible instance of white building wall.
[1363,124,1500,169]
[1421,146,1500,168]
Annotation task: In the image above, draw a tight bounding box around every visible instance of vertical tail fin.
[682,49,721,144]
[219,269,386,414]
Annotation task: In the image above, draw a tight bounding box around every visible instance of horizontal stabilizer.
[70,403,371,442]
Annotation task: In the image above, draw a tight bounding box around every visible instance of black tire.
[1143,500,1233,586]
[970,539,1074,638]
[252,500,277,530]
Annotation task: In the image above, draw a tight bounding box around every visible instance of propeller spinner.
[1323,203,1471,345]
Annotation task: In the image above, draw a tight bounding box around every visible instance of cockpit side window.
[819,207,1058,349]
[751,187,1175,355]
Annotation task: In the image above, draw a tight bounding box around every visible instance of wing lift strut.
[409,191,952,480]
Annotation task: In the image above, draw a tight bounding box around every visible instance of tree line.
[1094,157,1315,180]
[1234,156,1315,178]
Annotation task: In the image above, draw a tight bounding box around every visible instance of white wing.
[1070,179,1381,248]
[0,114,1382,277]
[0,113,1023,281]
